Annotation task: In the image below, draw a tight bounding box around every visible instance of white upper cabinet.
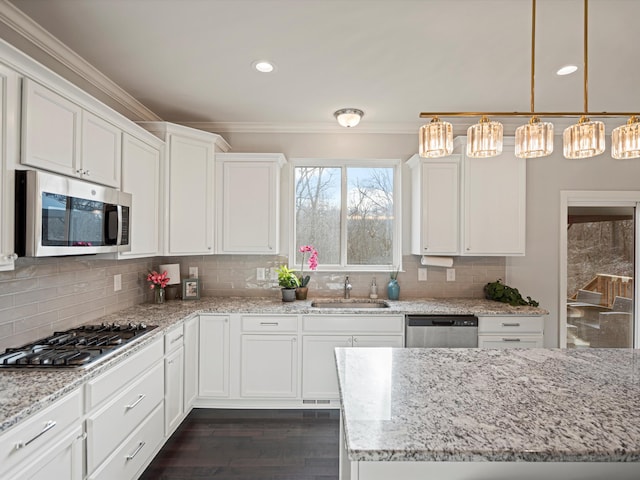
[120,133,163,258]
[139,122,229,256]
[21,79,123,188]
[408,155,460,255]
[460,137,526,256]
[216,153,286,254]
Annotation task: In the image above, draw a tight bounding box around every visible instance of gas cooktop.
[0,323,158,368]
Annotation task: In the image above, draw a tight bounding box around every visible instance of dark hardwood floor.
[140,409,340,480]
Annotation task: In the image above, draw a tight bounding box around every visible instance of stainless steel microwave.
[15,170,132,257]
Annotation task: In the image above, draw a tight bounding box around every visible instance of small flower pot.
[295,287,308,300]
[281,288,296,302]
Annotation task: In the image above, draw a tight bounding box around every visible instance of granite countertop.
[0,296,546,435]
[335,347,640,463]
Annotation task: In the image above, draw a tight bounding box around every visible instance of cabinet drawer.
[302,315,404,333]
[478,334,543,348]
[0,388,82,477]
[88,402,164,480]
[165,324,185,353]
[478,316,544,334]
[86,337,163,410]
[241,315,298,332]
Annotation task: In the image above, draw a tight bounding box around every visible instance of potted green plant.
[276,265,299,302]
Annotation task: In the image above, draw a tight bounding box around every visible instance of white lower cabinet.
[183,316,199,409]
[165,345,185,436]
[478,315,544,348]
[199,314,230,397]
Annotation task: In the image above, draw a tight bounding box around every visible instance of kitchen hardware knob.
[353,338,358,343]
[292,337,297,342]
[76,169,82,174]
[466,247,470,251]
[15,420,57,449]
[125,441,146,461]
[125,393,146,410]
[84,170,90,175]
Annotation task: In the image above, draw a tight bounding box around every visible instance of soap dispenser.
[369,277,378,299]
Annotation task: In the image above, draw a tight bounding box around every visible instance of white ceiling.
[7,0,640,134]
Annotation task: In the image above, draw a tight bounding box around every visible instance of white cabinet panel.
[353,335,403,348]
[81,110,121,187]
[240,334,298,398]
[199,315,230,397]
[183,316,199,409]
[302,335,352,399]
[165,346,185,435]
[120,133,162,258]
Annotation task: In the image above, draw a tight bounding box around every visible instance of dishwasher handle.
[431,319,455,326]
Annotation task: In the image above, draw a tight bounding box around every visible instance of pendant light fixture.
[515,0,553,159]
[562,0,604,159]
[419,116,453,157]
[417,0,638,160]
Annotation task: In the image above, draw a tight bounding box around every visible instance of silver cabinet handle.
[75,169,82,174]
[260,322,279,326]
[292,337,297,342]
[125,441,146,461]
[502,338,521,342]
[170,334,184,344]
[501,322,521,327]
[15,420,57,449]
[84,170,90,176]
[125,394,145,410]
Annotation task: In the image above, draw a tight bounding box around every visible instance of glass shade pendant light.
[466,116,503,158]
[515,117,554,158]
[419,116,453,158]
[563,115,605,159]
[611,116,640,159]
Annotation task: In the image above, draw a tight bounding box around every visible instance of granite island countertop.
[0,296,546,435]
[335,347,640,463]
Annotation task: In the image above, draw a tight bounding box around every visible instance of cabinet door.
[81,110,121,187]
[165,346,185,435]
[199,315,230,397]
[21,78,81,177]
[420,161,459,255]
[16,425,83,480]
[219,161,278,253]
[478,335,543,348]
[167,134,214,254]
[240,334,298,398]
[302,335,352,399]
[353,335,404,348]
[183,316,199,409]
[462,151,526,255]
[121,134,161,257]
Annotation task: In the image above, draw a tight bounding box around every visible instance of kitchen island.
[335,347,640,480]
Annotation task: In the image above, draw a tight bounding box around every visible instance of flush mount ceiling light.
[334,108,364,128]
[253,60,275,73]
[418,0,639,160]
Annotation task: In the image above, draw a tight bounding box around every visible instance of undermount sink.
[310,300,390,309]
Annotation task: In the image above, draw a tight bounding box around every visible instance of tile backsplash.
[0,254,505,350]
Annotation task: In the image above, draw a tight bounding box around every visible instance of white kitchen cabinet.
[139,122,229,255]
[216,153,286,254]
[407,155,460,255]
[301,315,404,401]
[165,345,185,435]
[199,314,230,397]
[0,64,19,272]
[459,137,526,256]
[22,79,123,188]
[478,315,544,348]
[183,315,199,409]
[120,133,163,258]
[240,334,299,398]
[0,388,83,480]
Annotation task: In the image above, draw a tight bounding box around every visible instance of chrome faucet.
[344,276,352,299]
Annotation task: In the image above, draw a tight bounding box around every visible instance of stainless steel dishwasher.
[405,315,478,347]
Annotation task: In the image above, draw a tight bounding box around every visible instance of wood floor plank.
[140,409,340,480]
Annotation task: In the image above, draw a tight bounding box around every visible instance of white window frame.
[289,158,402,273]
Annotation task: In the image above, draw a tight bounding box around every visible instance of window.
[291,159,401,271]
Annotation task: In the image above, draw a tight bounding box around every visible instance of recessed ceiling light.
[556,65,578,76]
[253,61,275,73]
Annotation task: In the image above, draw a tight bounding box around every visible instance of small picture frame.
[182,278,200,300]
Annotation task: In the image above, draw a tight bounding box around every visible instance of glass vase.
[155,287,165,304]
[387,279,400,300]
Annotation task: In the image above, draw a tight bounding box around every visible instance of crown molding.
[179,121,422,135]
[0,0,161,121]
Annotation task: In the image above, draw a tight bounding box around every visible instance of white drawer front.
[0,388,82,477]
[302,315,404,333]
[478,335,544,348]
[88,402,164,480]
[86,362,164,473]
[165,324,185,353]
[86,337,163,410]
[478,316,544,334]
[241,315,298,332]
